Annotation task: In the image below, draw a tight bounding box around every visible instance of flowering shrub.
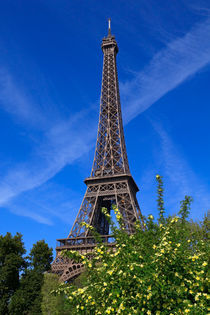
[56,176,209,314]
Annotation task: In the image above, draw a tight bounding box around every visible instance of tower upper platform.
[101,19,119,54]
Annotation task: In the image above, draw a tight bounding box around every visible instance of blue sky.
[0,0,209,255]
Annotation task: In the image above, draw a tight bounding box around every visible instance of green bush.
[56,176,209,314]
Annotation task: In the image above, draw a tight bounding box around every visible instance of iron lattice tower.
[52,21,144,281]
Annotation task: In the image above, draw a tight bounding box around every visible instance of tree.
[9,240,53,314]
[29,240,53,272]
[0,232,25,315]
[41,273,69,315]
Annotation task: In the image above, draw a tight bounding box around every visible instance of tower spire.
[108,18,111,36]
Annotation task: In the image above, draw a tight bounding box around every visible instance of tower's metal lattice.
[52,22,144,281]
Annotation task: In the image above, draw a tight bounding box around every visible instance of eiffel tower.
[52,20,144,281]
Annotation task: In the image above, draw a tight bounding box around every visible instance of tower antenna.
[108,18,111,35]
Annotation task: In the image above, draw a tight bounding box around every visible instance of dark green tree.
[9,240,53,315]
[29,239,53,272]
[0,232,26,315]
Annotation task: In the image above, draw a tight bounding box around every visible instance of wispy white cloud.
[151,121,210,216]
[0,18,210,223]
[0,68,46,126]
[10,204,54,225]
[6,183,82,226]
[0,109,97,206]
[121,18,210,123]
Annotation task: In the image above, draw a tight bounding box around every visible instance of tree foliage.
[0,232,25,315]
[29,240,53,272]
[41,273,69,315]
[9,240,53,314]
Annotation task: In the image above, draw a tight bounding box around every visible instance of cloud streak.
[121,17,210,122]
[151,121,210,216]
[0,68,46,127]
[0,108,97,206]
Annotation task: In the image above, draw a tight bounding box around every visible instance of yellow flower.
[177,243,181,247]
[103,282,107,286]
[78,288,84,293]
[81,306,84,310]
[88,295,92,300]
[153,245,156,249]
[147,311,152,315]
[202,261,208,267]
[195,276,200,281]
[148,285,152,290]
[88,263,92,268]
[147,293,152,300]
[184,309,190,313]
